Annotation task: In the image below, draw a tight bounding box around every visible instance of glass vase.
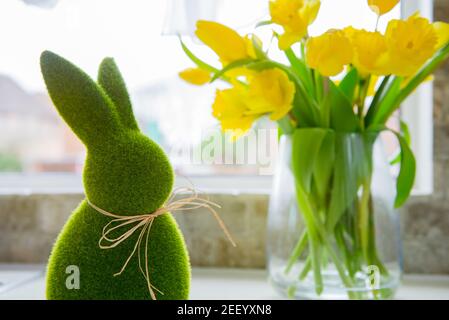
[267,133,402,300]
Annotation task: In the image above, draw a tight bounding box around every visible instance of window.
[0,0,433,194]
[400,0,434,195]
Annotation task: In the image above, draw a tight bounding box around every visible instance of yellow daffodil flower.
[195,20,256,65]
[368,0,399,16]
[434,21,449,49]
[306,29,353,76]
[179,68,211,85]
[247,69,295,120]
[212,85,257,139]
[384,14,438,77]
[345,28,389,76]
[269,0,321,50]
[212,69,295,138]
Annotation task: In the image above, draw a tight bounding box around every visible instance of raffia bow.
[87,187,236,300]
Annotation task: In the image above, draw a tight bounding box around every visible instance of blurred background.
[0,0,401,182]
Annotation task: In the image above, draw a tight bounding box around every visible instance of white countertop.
[1,265,449,300]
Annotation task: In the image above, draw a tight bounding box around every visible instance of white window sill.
[0,173,431,197]
[0,174,272,195]
[1,264,449,300]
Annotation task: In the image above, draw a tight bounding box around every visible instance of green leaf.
[339,68,359,103]
[328,81,360,132]
[393,131,416,207]
[368,125,416,208]
[277,116,294,135]
[210,58,255,82]
[256,20,273,28]
[390,120,411,165]
[292,90,321,127]
[179,38,219,74]
[252,35,267,60]
[368,77,402,126]
[326,133,372,230]
[285,48,314,97]
[312,131,335,204]
[292,128,329,193]
[401,120,412,146]
[365,75,391,127]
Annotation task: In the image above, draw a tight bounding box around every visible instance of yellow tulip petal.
[301,0,321,25]
[306,29,353,77]
[384,14,438,76]
[434,21,449,49]
[212,88,256,136]
[368,0,399,16]
[269,0,304,29]
[195,20,248,64]
[278,32,303,50]
[247,69,295,120]
[211,69,295,137]
[179,68,211,85]
[270,0,320,49]
[348,29,389,76]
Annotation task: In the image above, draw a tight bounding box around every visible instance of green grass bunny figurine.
[41,51,191,299]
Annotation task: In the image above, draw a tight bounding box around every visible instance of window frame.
[400,0,434,195]
[0,0,435,195]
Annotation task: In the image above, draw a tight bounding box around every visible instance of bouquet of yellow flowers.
[180,0,449,299]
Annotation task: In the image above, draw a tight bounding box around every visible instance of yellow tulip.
[195,20,256,65]
[306,29,353,77]
[368,0,399,16]
[384,14,438,77]
[212,85,257,139]
[212,69,295,137]
[434,21,449,49]
[345,28,389,76]
[247,69,295,120]
[269,0,321,50]
[179,68,211,85]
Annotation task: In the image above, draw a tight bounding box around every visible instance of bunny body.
[41,51,190,299]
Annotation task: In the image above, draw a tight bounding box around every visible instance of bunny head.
[40,51,174,215]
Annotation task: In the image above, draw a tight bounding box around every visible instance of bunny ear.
[98,58,140,131]
[40,51,122,146]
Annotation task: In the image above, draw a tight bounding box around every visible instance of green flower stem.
[294,180,361,298]
[358,177,372,263]
[314,71,324,103]
[299,256,312,280]
[284,230,308,274]
[294,181,323,295]
[365,75,390,126]
[357,76,371,129]
[335,226,355,277]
